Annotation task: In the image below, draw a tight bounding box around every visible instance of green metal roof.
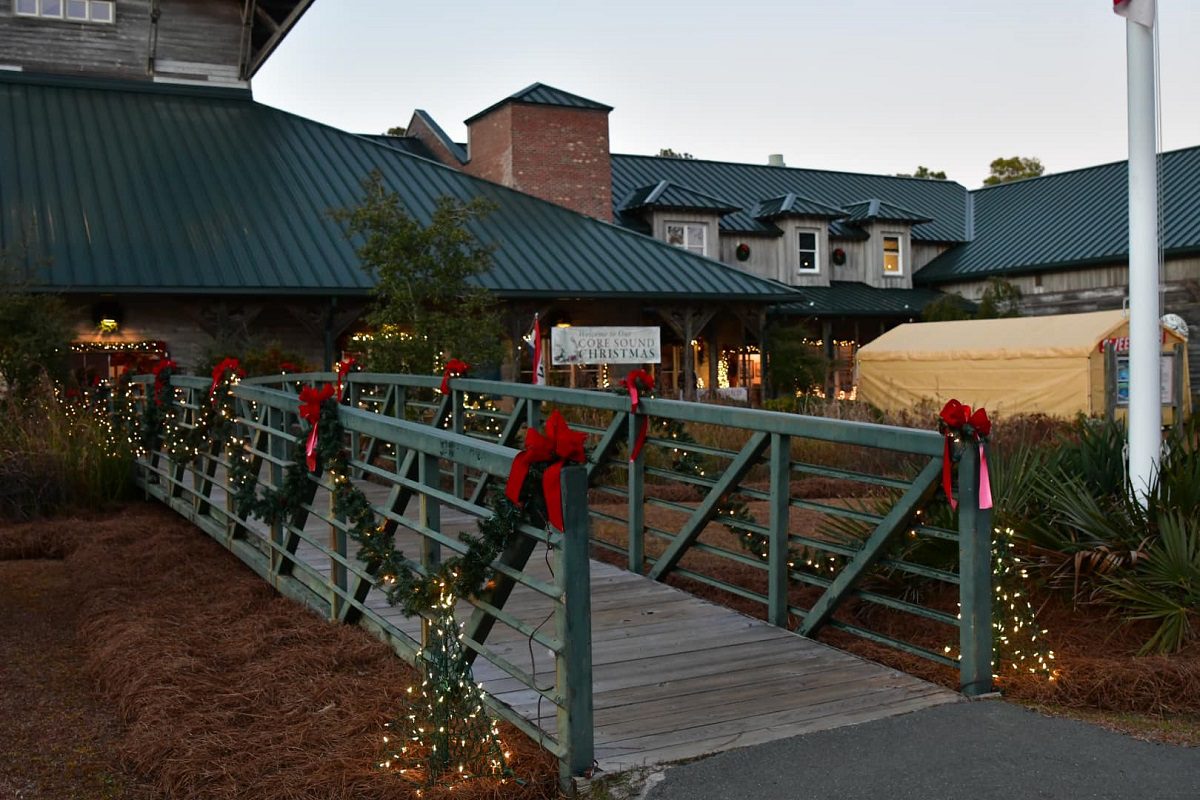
[771,282,954,318]
[611,154,969,243]
[407,109,468,163]
[621,181,740,214]
[917,145,1200,285]
[841,198,932,226]
[754,194,845,220]
[464,83,612,124]
[0,71,796,302]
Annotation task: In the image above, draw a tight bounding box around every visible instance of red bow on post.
[335,357,357,401]
[937,399,993,511]
[151,359,177,404]
[504,410,588,532]
[209,357,245,400]
[621,369,656,462]
[439,359,469,396]
[299,384,335,472]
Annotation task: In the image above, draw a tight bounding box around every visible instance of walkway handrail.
[128,374,596,784]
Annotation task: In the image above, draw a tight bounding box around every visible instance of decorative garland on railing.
[163,359,245,463]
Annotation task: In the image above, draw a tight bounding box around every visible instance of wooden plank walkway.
[203,477,959,773]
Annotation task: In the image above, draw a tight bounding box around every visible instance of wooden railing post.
[556,464,594,786]
[452,389,466,499]
[627,410,645,574]
[957,440,994,696]
[767,433,790,627]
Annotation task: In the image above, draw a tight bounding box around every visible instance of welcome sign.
[550,326,661,365]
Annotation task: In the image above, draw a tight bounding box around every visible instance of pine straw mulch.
[0,505,559,800]
[588,499,1200,736]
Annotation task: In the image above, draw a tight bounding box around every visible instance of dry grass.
[1,505,559,800]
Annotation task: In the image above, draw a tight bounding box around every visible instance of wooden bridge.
[129,373,992,788]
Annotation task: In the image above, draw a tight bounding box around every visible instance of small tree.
[897,165,948,180]
[921,278,1022,322]
[766,323,827,397]
[0,252,73,398]
[334,172,503,374]
[657,148,695,159]
[982,156,1044,186]
[384,126,407,137]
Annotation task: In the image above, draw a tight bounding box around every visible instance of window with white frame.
[665,222,706,256]
[882,234,904,276]
[15,0,114,23]
[797,229,819,273]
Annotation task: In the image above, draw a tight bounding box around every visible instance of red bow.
[504,410,587,532]
[439,358,469,395]
[299,384,335,472]
[278,361,298,374]
[209,357,244,399]
[621,369,655,462]
[937,399,992,511]
[336,357,357,401]
[151,359,177,404]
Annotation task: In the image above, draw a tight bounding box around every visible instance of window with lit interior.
[882,235,903,276]
[797,229,819,273]
[665,222,706,256]
[15,0,114,23]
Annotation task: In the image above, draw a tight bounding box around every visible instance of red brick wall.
[465,103,612,221]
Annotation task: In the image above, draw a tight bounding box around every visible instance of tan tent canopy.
[856,310,1189,418]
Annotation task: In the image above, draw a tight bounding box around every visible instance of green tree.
[921,278,1022,322]
[766,323,827,397]
[0,252,73,398]
[657,148,695,159]
[384,125,407,136]
[333,172,503,374]
[982,156,1044,186]
[897,165,948,180]
[975,276,1023,318]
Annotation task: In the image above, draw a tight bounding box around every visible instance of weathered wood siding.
[859,222,914,290]
[0,0,245,85]
[718,233,779,283]
[937,255,1200,390]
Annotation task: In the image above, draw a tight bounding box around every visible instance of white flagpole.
[1125,12,1161,499]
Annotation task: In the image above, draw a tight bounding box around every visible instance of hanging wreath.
[735,243,751,262]
[832,247,846,266]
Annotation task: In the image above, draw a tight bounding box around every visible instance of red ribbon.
[621,369,655,462]
[504,410,587,532]
[938,399,992,511]
[209,357,244,400]
[151,358,177,404]
[439,358,469,395]
[278,361,298,374]
[299,384,335,472]
[335,357,356,401]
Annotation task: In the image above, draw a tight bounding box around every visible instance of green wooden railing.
[246,372,995,697]
[129,375,595,785]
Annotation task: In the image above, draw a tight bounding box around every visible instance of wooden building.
[397,85,1200,392]
[0,4,796,395]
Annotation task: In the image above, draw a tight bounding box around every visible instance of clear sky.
[254,0,1200,188]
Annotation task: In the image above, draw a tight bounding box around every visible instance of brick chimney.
[463,83,613,221]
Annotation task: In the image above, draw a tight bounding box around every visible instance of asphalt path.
[645,701,1200,800]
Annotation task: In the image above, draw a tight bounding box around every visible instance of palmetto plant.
[1102,512,1200,654]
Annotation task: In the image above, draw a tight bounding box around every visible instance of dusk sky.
[255,1,1200,188]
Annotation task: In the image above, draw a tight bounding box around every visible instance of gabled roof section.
[754,193,845,220]
[622,181,740,214]
[0,71,796,302]
[917,146,1200,284]
[465,83,613,124]
[409,109,468,164]
[361,134,436,160]
[841,199,933,226]
[244,0,316,78]
[771,282,954,318]
[612,154,970,242]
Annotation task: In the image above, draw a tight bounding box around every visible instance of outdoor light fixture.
[92,299,123,333]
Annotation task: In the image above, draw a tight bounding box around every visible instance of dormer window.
[666,222,706,256]
[883,235,904,276]
[15,0,114,23]
[797,229,820,273]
